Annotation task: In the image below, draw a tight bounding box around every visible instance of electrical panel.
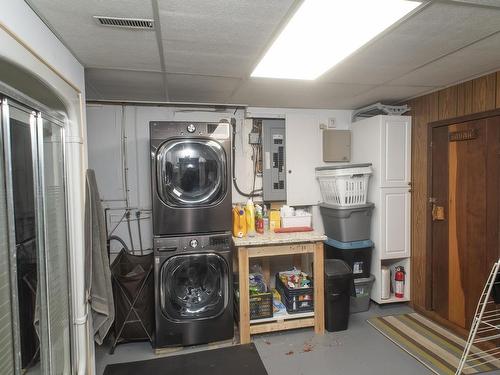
[262,119,286,201]
[322,129,351,162]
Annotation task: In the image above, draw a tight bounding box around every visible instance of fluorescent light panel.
[251,0,421,80]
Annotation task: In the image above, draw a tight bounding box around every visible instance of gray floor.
[95,303,436,375]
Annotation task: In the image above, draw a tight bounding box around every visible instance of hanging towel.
[85,169,114,345]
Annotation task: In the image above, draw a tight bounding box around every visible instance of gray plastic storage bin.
[350,274,375,313]
[319,202,374,242]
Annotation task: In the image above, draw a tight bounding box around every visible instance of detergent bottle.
[232,205,247,238]
[245,199,256,236]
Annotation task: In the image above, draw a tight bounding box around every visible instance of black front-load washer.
[154,232,233,348]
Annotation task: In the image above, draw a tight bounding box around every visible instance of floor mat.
[103,343,268,375]
[367,312,500,375]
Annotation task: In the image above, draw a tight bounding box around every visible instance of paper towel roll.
[381,266,391,300]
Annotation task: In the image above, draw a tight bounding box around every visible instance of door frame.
[426,108,500,311]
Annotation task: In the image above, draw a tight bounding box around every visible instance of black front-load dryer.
[154,233,233,348]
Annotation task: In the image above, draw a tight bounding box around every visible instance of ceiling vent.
[93,16,154,30]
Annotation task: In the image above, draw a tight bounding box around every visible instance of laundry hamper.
[110,249,154,353]
[315,163,372,206]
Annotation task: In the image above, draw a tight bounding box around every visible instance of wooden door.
[431,116,500,329]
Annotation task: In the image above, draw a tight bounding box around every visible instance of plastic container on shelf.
[324,259,353,332]
[249,292,273,320]
[315,163,372,207]
[319,202,374,242]
[350,274,375,313]
[324,238,373,279]
[281,213,312,228]
[275,273,314,314]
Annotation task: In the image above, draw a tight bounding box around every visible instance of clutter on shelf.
[232,201,313,238]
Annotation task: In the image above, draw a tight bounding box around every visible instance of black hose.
[108,235,130,253]
[231,117,262,198]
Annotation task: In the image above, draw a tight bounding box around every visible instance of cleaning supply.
[232,205,247,238]
[255,204,264,234]
[245,199,256,236]
[269,209,281,231]
[263,204,269,232]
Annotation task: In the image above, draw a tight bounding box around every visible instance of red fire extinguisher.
[395,266,405,298]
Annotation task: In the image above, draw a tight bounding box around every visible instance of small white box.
[281,214,312,228]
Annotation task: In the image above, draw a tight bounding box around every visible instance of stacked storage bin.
[316,164,376,315]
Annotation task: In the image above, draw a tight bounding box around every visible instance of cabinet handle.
[288,170,292,174]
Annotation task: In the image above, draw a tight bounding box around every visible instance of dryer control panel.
[154,232,231,253]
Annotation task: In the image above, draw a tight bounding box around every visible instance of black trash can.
[324,259,353,332]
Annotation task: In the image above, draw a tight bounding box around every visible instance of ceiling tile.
[389,32,500,86]
[166,74,241,103]
[322,2,500,85]
[158,0,295,77]
[86,68,165,101]
[230,79,376,109]
[346,85,437,109]
[27,0,161,71]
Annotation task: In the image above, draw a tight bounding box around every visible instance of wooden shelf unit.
[235,240,325,344]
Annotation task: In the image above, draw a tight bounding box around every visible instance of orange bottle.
[232,205,247,238]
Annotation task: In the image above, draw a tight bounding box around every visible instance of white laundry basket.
[315,163,372,206]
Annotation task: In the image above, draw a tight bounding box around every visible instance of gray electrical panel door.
[262,119,286,201]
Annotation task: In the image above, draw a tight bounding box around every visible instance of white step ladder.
[456,260,500,374]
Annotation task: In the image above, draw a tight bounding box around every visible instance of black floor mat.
[103,343,268,375]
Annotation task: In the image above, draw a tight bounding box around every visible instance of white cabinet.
[379,188,411,259]
[351,115,411,304]
[380,118,411,187]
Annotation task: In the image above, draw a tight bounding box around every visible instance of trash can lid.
[324,238,374,249]
[315,163,372,171]
[353,274,376,284]
[325,259,352,278]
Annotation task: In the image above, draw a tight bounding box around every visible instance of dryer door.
[160,253,229,321]
[156,139,227,207]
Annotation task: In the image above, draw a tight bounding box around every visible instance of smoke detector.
[93,16,154,30]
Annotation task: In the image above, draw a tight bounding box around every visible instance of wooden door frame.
[425,108,500,311]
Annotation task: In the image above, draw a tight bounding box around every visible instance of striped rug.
[367,313,500,375]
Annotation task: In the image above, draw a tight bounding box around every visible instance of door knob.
[432,204,445,221]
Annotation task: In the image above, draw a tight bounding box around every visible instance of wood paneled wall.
[407,71,500,310]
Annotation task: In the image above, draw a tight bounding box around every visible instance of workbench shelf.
[233,231,326,344]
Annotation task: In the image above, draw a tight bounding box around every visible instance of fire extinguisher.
[394,266,405,298]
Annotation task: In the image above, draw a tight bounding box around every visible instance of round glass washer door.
[156,139,227,206]
[160,253,228,321]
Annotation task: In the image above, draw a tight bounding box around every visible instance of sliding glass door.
[0,98,18,375]
[39,116,71,375]
[0,95,72,375]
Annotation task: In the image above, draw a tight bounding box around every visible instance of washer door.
[160,253,228,321]
[156,139,227,207]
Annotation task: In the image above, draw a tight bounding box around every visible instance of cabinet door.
[380,117,411,187]
[380,188,410,259]
[285,113,322,206]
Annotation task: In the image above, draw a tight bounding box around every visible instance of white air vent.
[93,16,154,30]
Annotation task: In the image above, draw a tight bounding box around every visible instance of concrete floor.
[95,303,437,375]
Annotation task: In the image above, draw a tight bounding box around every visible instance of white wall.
[0,0,85,90]
[86,104,352,251]
[0,2,88,375]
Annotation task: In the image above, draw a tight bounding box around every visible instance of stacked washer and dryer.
[149,120,234,348]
